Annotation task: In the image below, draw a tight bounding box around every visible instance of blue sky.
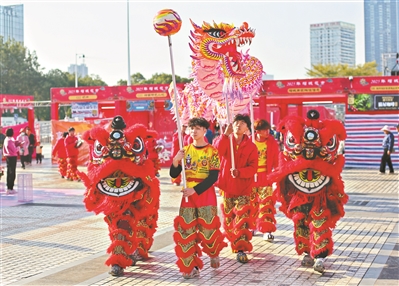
[4,0,365,85]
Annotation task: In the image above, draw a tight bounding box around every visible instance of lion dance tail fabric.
[269,110,347,262]
[78,116,160,273]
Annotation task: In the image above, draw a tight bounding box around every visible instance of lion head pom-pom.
[153,9,182,36]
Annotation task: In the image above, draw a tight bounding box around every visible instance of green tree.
[0,38,44,119]
[306,62,380,78]
[117,72,190,85]
[0,37,108,120]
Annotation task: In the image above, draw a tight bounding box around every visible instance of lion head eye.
[286,132,296,148]
[94,140,103,157]
[326,135,337,151]
[132,137,144,153]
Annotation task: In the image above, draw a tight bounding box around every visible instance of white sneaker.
[263,232,274,242]
[183,267,200,279]
[314,258,325,273]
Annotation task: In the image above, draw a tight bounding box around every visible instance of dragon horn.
[190,19,201,31]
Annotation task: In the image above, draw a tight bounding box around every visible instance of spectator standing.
[26,127,36,165]
[0,126,6,165]
[379,125,394,175]
[214,114,258,264]
[3,128,19,194]
[16,128,29,169]
[36,141,43,164]
[64,127,80,181]
[52,132,68,178]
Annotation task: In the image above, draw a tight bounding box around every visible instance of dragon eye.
[132,137,144,153]
[94,140,103,157]
[205,29,226,38]
[326,135,337,150]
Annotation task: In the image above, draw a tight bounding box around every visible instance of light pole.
[75,53,85,87]
[127,0,131,85]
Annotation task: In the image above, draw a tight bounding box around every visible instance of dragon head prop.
[189,20,255,78]
[274,110,347,195]
[79,116,160,215]
[169,20,263,124]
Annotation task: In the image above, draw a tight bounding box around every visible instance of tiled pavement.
[0,154,398,285]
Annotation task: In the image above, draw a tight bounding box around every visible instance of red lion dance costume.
[269,110,347,273]
[78,116,160,276]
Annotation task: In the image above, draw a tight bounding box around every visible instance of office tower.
[0,4,24,43]
[310,21,356,66]
[68,64,89,78]
[364,0,399,74]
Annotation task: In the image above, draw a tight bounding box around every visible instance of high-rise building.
[0,4,24,43]
[364,0,399,74]
[310,21,356,67]
[68,64,89,78]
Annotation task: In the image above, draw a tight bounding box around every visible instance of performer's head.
[6,128,13,137]
[68,127,75,136]
[254,119,271,140]
[188,117,209,141]
[233,114,251,136]
[63,132,68,138]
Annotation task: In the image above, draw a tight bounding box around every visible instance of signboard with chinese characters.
[51,83,185,103]
[126,100,154,112]
[263,78,346,95]
[374,94,399,110]
[351,76,399,94]
[347,93,399,112]
[71,102,99,118]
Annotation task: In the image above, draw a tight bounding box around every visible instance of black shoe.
[109,265,124,276]
[236,251,248,263]
[61,176,64,178]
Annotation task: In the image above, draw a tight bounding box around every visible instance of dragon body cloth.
[269,110,347,270]
[78,116,160,274]
[170,20,264,124]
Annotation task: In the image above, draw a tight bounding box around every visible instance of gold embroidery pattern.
[312,218,327,229]
[198,206,217,224]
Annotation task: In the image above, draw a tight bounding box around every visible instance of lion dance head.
[270,110,348,259]
[79,115,160,268]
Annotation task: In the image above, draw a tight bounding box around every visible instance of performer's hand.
[224,124,233,137]
[181,188,195,197]
[387,150,391,155]
[231,168,239,178]
[173,149,184,166]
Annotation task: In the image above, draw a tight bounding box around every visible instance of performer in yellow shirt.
[170,117,226,279]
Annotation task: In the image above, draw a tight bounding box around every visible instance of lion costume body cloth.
[269,110,347,259]
[78,116,160,269]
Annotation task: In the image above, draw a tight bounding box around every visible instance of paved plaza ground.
[0,144,398,285]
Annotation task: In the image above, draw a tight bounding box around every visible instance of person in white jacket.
[16,128,29,169]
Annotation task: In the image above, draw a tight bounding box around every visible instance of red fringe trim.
[174,216,198,230]
[105,254,131,268]
[176,255,204,274]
